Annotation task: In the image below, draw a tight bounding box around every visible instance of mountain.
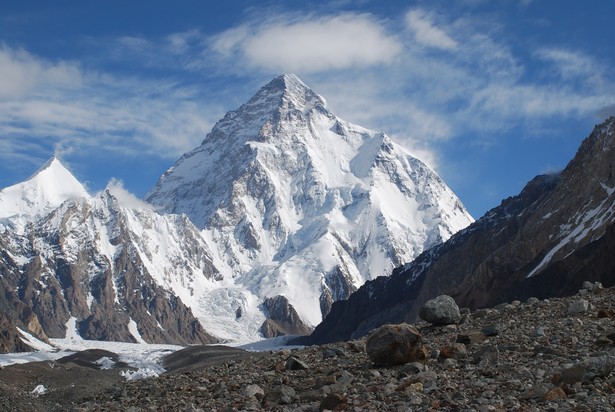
[0,75,473,350]
[0,157,89,232]
[147,74,473,339]
[305,116,615,344]
[0,159,218,351]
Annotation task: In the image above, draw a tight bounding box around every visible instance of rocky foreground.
[3,283,615,411]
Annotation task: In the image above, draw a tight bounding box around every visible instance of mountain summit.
[0,157,88,229]
[147,74,473,339]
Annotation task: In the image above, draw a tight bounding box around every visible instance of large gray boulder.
[419,295,461,325]
[365,323,426,366]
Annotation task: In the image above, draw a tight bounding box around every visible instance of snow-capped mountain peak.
[0,75,475,347]
[146,74,474,340]
[0,157,89,227]
[258,73,326,112]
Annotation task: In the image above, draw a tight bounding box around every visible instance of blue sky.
[1,0,614,218]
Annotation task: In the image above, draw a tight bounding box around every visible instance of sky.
[0,0,614,219]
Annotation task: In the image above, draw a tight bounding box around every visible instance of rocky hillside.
[305,116,615,344]
[2,284,615,411]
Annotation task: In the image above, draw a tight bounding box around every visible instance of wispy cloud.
[1,4,614,183]
[405,9,458,50]
[0,45,221,170]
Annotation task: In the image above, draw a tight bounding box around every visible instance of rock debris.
[3,284,615,411]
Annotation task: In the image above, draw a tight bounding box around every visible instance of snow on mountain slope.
[0,161,219,345]
[304,117,615,345]
[147,74,474,338]
[0,158,88,232]
[0,76,473,345]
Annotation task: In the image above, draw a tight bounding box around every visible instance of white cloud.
[0,45,82,98]
[211,13,402,73]
[105,178,154,211]
[0,44,220,169]
[405,9,458,50]
[1,5,614,184]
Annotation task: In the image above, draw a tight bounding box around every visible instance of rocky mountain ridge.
[0,163,219,350]
[305,116,615,344]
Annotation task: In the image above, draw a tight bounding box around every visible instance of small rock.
[286,356,309,370]
[319,393,346,411]
[439,343,468,360]
[543,387,566,401]
[525,297,539,305]
[568,300,590,315]
[264,384,297,405]
[457,332,486,345]
[473,344,500,365]
[365,323,426,366]
[482,323,501,337]
[419,295,461,325]
[243,384,265,400]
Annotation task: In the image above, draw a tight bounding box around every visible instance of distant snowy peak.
[0,157,89,224]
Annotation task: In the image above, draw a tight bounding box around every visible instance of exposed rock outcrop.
[260,295,313,338]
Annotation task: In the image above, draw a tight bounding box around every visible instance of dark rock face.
[260,295,313,338]
[0,311,31,353]
[304,117,615,344]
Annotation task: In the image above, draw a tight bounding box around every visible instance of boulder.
[264,384,296,405]
[419,295,461,325]
[365,323,426,366]
[568,300,590,315]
